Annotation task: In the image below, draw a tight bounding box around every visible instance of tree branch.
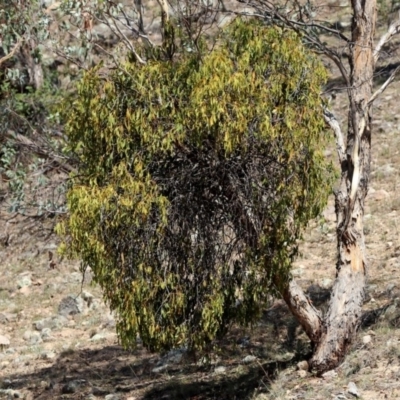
[368,65,400,106]
[281,279,323,344]
[323,107,346,164]
[374,18,400,63]
[0,39,22,67]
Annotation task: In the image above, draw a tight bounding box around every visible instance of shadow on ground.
[0,344,292,400]
[1,284,394,399]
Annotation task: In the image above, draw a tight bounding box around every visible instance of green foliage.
[58,18,335,352]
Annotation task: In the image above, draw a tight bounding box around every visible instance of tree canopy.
[57,18,335,352]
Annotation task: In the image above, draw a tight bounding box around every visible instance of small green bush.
[58,18,335,352]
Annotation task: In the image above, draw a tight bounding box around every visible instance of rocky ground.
[2,1,400,399]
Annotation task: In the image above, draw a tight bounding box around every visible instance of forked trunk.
[278,0,377,373]
[309,0,376,373]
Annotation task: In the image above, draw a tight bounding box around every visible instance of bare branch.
[0,38,22,67]
[374,18,400,63]
[157,0,169,23]
[323,107,346,164]
[368,65,400,106]
[110,16,146,64]
[4,130,75,174]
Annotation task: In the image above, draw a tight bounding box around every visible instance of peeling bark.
[309,0,376,373]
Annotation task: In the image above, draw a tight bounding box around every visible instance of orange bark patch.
[350,243,364,273]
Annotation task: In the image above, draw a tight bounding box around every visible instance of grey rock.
[297,370,307,378]
[41,351,56,360]
[321,278,333,289]
[105,395,122,400]
[23,330,33,341]
[33,319,48,331]
[152,364,169,374]
[5,347,15,354]
[347,382,359,398]
[334,395,348,400]
[297,360,309,371]
[58,295,84,316]
[53,315,68,329]
[387,283,396,293]
[22,330,42,344]
[34,315,67,331]
[13,355,31,366]
[30,331,43,344]
[163,348,186,364]
[322,369,337,379]
[0,389,23,398]
[1,361,10,369]
[90,333,107,342]
[214,366,227,374]
[237,336,250,348]
[362,335,372,345]
[0,313,18,323]
[242,355,257,364]
[41,328,53,341]
[0,334,10,347]
[62,380,85,394]
[17,275,32,289]
[81,291,95,308]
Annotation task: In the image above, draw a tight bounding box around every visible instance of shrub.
[58,18,335,352]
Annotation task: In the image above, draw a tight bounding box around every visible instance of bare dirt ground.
[2,1,400,399]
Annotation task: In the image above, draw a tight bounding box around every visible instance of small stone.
[29,331,42,344]
[322,369,337,380]
[41,328,53,341]
[0,334,10,348]
[23,330,33,341]
[214,366,227,374]
[17,276,32,289]
[297,370,307,378]
[62,381,79,394]
[5,347,15,354]
[0,313,18,323]
[163,348,185,364]
[90,333,107,342]
[387,283,396,293]
[105,395,122,400]
[320,278,333,288]
[334,394,348,400]
[297,360,309,371]
[58,295,84,316]
[152,364,169,374]
[81,291,94,306]
[41,351,56,360]
[292,268,303,277]
[347,381,359,398]
[33,319,47,331]
[362,335,372,345]
[242,355,257,364]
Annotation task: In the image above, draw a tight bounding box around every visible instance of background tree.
[239,0,400,373]
[57,17,335,353]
